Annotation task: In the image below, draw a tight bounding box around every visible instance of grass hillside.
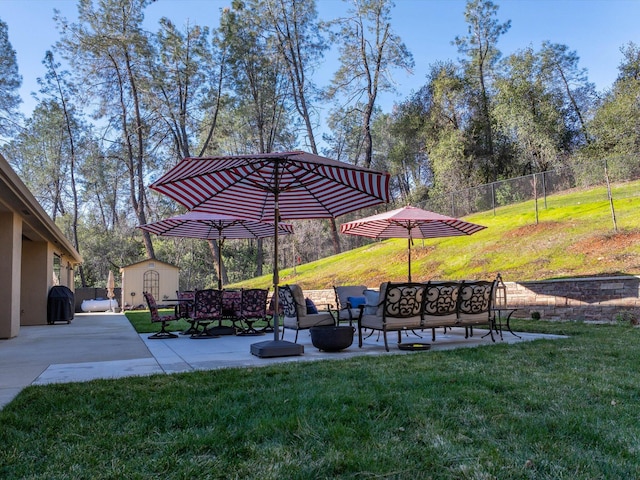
[230,180,640,290]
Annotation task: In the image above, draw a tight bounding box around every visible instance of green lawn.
[2,319,639,479]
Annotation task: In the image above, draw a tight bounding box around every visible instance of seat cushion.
[360,314,422,331]
[283,312,334,329]
[422,313,458,327]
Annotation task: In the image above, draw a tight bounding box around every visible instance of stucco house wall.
[0,154,83,338]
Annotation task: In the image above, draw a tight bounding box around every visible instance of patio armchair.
[333,284,367,326]
[357,282,425,352]
[278,285,336,343]
[143,291,179,339]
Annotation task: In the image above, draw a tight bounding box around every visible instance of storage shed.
[120,259,179,309]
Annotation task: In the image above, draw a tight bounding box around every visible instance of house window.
[53,254,61,285]
[143,270,160,300]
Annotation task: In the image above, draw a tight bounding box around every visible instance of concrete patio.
[0,313,564,409]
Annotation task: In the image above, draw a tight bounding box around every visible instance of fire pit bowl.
[309,325,355,352]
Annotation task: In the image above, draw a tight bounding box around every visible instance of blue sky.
[2,0,640,120]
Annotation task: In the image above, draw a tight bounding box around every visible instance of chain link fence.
[417,155,640,218]
[283,155,640,265]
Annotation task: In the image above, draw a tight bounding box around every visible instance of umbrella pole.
[408,237,412,282]
[250,190,303,358]
[272,206,279,342]
[217,238,223,291]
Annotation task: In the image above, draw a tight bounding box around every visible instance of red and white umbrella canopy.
[138,211,294,240]
[148,151,390,221]
[138,212,294,290]
[340,205,486,281]
[149,151,390,351]
[340,205,486,239]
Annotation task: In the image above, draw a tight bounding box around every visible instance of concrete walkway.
[0,313,563,409]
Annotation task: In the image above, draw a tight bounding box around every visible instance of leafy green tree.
[539,42,596,148]
[146,16,232,286]
[323,104,367,164]
[56,0,156,260]
[211,1,297,278]
[494,47,568,175]
[261,0,327,153]
[392,61,470,200]
[219,2,294,155]
[0,18,22,141]
[326,0,413,168]
[37,51,88,283]
[148,18,222,160]
[454,0,510,180]
[5,101,72,217]
[259,0,344,255]
[582,42,640,180]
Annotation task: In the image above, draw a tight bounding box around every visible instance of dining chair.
[213,289,241,335]
[238,288,269,336]
[191,289,224,339]
[143,291,179,339]
[175,290,197,335]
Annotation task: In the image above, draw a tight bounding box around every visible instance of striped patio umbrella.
[340,205,487,281]
[149,151,391,357]
[138,211,294,290]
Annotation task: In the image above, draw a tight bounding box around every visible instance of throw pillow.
[305,297,318,314]
[363,289,379,315]
[347,296,366,308]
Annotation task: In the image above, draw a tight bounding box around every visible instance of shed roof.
[121,258,179,270]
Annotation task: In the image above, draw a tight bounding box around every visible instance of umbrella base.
[250,340,304,358]
[206,325,236,336]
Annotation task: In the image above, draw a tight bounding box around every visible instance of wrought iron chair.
[457,280,495,341]
[262,292,281,333]
[356,282,425,351]
[333,284,367,326]
[423,281,460,341]
[143,291,179,339]
[238,288,269,336]
[175,290,197,335]
[191,289,224,339]
[215,289,242,335]
[278,285,335,343]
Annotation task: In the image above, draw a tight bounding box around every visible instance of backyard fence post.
[533,173,539,225]
[604,158,618,232]
[492,182,496,216]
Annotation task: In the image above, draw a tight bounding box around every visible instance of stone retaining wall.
[301,276,640,322]
[505,276,640,321]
